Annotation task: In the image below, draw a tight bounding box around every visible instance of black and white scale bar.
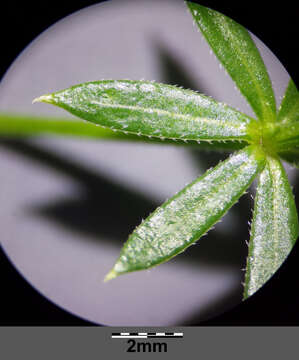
[111,332,183,339]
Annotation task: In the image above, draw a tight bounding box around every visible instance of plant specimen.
[3,2,298,300]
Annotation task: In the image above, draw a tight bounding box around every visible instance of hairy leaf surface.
[105,146,265,280]
[34,80,255,143]
[244,156,299,298]
[187,2,276,122]
[277,79,299,123]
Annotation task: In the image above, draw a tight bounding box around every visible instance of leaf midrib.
[269,158,279,269]
[90,100,248,126]
[88,100,250,140]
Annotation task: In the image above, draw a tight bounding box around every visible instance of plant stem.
[0,113,246,151]
[0,113,141,141]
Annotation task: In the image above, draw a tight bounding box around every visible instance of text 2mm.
[126,339,167,353]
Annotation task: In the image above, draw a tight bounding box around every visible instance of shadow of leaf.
[152,37,210,94]
[0,139,158,244]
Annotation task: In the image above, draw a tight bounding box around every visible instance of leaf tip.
[104,268,118,282]
[32,94,53,105]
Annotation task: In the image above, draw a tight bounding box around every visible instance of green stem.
[0,113,246,151]
[0,113,142,141]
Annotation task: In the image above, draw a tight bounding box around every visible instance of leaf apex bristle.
[104,268,118,282]
[32,94,53,104]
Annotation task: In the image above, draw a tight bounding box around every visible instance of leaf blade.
[244,156,299,298]
[106,145,265,279]
[277,78,299,123]
[34,80,255,143]
[186,2,276,122]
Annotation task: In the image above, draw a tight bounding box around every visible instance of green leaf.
[277,78,299,123]
[186,2,276,122]
[243,156,299,298]
[105,145,265,280]
[34,80,255,143]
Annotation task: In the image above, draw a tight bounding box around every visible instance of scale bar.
[112,336,148,339]
[111,332,183,339]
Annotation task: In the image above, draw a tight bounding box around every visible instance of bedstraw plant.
[16,2,299,298]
